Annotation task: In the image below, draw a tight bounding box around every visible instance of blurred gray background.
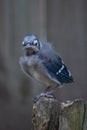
[0,0,87,129]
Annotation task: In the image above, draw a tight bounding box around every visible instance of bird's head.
[22,35,40,56]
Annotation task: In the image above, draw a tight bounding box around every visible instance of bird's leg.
[44,86,51,93]
[42,85,58,99]
[33,86,58,103]
[45,85,58,95]
[33,86,53,103]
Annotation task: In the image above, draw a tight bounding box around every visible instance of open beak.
[25,46,36,56]
[26,47,35,55]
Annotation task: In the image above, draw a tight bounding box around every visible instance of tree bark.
[32,97,87,130]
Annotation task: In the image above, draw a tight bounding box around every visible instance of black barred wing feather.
[43,58,73,85]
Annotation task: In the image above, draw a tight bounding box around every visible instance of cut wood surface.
[32,97,87,130]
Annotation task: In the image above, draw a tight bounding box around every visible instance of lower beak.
[26,47,35,56]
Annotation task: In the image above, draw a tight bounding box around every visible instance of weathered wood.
[32,97,87,130]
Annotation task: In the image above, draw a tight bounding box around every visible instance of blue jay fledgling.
[19,34,73,98]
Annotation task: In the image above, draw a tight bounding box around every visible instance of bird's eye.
[33,40,38,46]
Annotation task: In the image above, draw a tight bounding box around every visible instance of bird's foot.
[33,92,55,103]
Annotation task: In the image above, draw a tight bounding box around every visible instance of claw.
[33,92,56,103]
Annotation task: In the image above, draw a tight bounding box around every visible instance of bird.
[19,34,73,101]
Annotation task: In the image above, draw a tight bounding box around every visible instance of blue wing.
[43,57,73,84]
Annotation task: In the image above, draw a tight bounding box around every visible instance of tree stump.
[32,97,87,130]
